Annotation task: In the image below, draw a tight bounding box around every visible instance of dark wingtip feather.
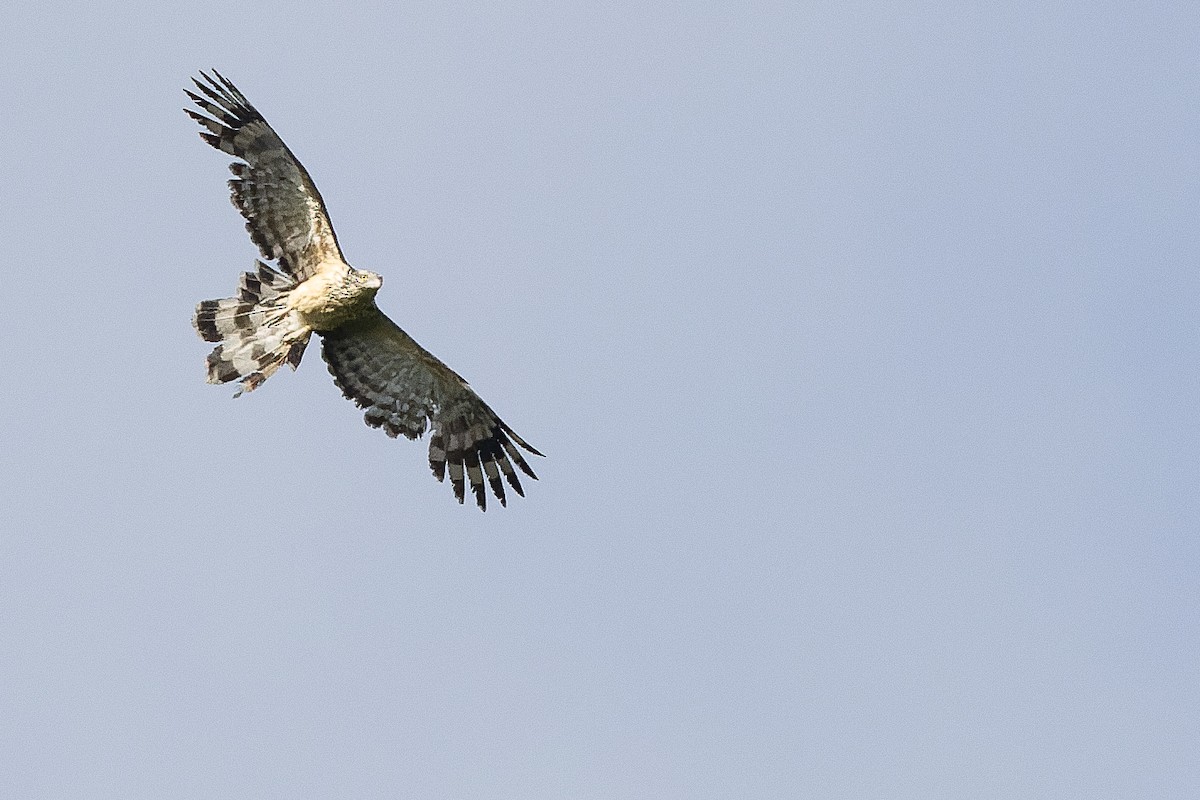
[463,450,487,511]
[486,471,507,507]
[429,434,446,481]
[498,420,545,458]
[449,454,466,504]
[500,437,539,481]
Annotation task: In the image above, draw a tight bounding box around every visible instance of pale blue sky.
[2,2,1197,797]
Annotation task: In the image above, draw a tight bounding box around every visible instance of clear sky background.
[2,2,1197,798]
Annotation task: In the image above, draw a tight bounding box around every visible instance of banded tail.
[193,261,313,396]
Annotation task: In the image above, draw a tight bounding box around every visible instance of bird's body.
[187,71,541,510]
[286,266,381,329]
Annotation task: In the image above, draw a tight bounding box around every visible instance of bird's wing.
[321,308,543,510]
[185,70,345,281]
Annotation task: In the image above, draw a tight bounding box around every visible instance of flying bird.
[186,70,542,510]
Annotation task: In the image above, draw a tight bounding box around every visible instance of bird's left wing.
[321,309,543,510]
[185,70,345,281]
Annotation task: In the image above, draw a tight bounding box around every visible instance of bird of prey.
[186,70,542,510]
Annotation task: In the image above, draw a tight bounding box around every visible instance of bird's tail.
[193,261,312,397]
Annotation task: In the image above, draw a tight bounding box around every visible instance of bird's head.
[354,269,383,295]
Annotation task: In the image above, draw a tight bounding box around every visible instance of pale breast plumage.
[187,70,542,510]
